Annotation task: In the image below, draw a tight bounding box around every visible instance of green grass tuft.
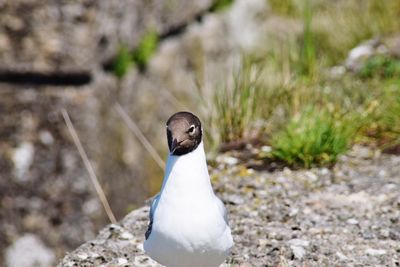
[132,30,159,69]
[112,31,159,78]
[210,0,234,12]
[113,45,133,79]
[298,0,316,77]
[212,58,262,143]
[271,107,359,168]
[371,80,400,149]
[359,55,400,79]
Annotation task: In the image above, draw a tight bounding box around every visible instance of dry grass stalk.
[61,108,117,224]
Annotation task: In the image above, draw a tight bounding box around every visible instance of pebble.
[291,245,306,260]
[336,252,348,261]
[12,142,35,181]
[288,239,310,247]
[217,155,239,165]
[119,231,134,240]
[378,169,386,177]
[346,218,359,225]
[39,130,54,145]
[76,253,88,260]
[365,248,386,256]
[320,168,330,175]
[258,239,268,246]
[260,146,272,153]
[118,258,128,265]
[346,42,374,70]
[225,194,244,205]
[304,171,318,182]
[289,208,299,217]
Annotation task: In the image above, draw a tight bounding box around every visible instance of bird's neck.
[160,141,213,196]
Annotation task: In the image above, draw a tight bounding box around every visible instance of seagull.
[143,111,234,267]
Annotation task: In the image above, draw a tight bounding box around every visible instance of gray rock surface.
[345,35,400,72]
[6,234,56,267]
[59,147,400,266]
[0,0,213,73]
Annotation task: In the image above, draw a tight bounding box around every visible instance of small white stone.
[90,252,100,258]
[346,44,374,69]
[261,146,272,153]
[289,208,299,217]
[223,156,239,165]
[12,142,35,181]
[336,252,348,261]
[117,258,128,265]
[119,231,134,240]
[303,207,312,215]
[39,130,54,145]
[304,171,318,182]
[379,229,390,238]
[283,167,292,176]
[109,224,121,231]
[258,239,268,246]
[365,248,386,256]
[346,218,359,225]
[320,168,330,175]
[76,253,88,260]
[137,243,144,251]
[288,238,310,247]
[63,261,76,267]
[290,245,306,260]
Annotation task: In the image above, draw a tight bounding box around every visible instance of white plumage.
[144,141,234,267]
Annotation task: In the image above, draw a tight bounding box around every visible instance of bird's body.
[144,112,233,267]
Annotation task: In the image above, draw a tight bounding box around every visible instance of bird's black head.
[166,111,202,156]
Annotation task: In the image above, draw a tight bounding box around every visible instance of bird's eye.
[188,125,195,134]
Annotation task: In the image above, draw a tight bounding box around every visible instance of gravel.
[59,146,400,266]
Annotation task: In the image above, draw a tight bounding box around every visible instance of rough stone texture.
[0,0,213,73]
[59,146,400,266]
[0,85,105,264]
[0,79,157,265]
[345,35,400,72]
[5,234,56,267]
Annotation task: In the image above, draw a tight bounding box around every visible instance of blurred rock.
[346,39,378,71]
[365,248,387,256]
[38,130,54,146]
[345,35,400,72]
[5,234,55,267]
[288,238,309,247]
[290,245,306,260]
[12,142,34,182]
[0,0,213,73]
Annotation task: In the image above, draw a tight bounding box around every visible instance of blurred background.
[0,0,399,266]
